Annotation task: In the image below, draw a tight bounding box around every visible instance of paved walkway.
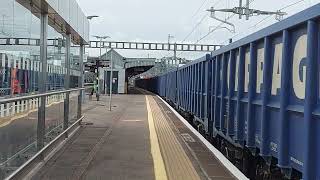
[31,88,236,180]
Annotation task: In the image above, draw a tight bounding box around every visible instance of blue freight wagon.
[135,3,320,180]
[0,53,80,97]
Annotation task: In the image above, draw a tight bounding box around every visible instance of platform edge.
[157,95,249,180]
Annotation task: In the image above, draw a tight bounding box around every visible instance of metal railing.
[0,88,85,180]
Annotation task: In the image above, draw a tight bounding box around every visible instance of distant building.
[85,49,157,94]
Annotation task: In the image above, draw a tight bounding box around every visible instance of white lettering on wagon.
[220,59,223,83]
[256,47,264,93]
[271,43,283,95]
[292,34,307,100]
[227,53,240,91]
[244,51,250,92]
[290,157,303,166]
[224,34,307,99]
[227,56,230,90]
[235,53,239,91]
[270,142,278,152]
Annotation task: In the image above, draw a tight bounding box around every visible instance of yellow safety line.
[148,96,201,180]
[145,95,168,180]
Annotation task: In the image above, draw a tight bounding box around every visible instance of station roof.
[17,0,90,45]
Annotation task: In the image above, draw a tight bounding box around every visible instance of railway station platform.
[23,88,238,180]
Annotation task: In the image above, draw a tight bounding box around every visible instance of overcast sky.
[77,0,318,60]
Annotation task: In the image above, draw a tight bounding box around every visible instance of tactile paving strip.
[147,95,201,180]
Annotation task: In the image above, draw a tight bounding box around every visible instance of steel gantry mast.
[207,0,287,21]
[88,40,222,52]
[0,38,223,52]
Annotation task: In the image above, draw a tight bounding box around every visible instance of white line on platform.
[157,95,249,180]
[121,120,143,122]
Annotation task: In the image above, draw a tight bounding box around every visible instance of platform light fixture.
[93,35,111,101]
[87,15,99,20]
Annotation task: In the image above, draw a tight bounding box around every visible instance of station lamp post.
[109,48,114,111]
[93,35,110,101]
[168,34,174,46]
[167,34,177,66]
[86,15,100,101]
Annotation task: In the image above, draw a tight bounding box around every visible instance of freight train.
[0,53,81,97]
[136,4,320,180]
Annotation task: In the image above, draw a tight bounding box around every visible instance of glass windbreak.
[44,93,65,143]
[0,0,41,98]
[0,1,82,97]
[71,43,80,89]
[0,1,41,178]
[69,91,79,124]
[47,26,66,91]
[0,0,82,179]
[0,99,39,179]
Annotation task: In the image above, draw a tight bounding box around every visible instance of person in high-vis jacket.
[91,77,99,101]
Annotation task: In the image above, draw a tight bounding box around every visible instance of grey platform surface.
[31,89,236,180]
[32,93,154,180]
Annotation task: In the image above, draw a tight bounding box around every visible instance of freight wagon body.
[136,4,320,180]
[0,53,80,97]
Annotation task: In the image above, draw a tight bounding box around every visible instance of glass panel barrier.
[44,93,65,144]
[0,89,83,179]
[0,98,39,179]
[69,91,79,124]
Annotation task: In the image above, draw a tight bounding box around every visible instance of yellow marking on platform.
[145,95,168,180]
[148,96,201,180]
